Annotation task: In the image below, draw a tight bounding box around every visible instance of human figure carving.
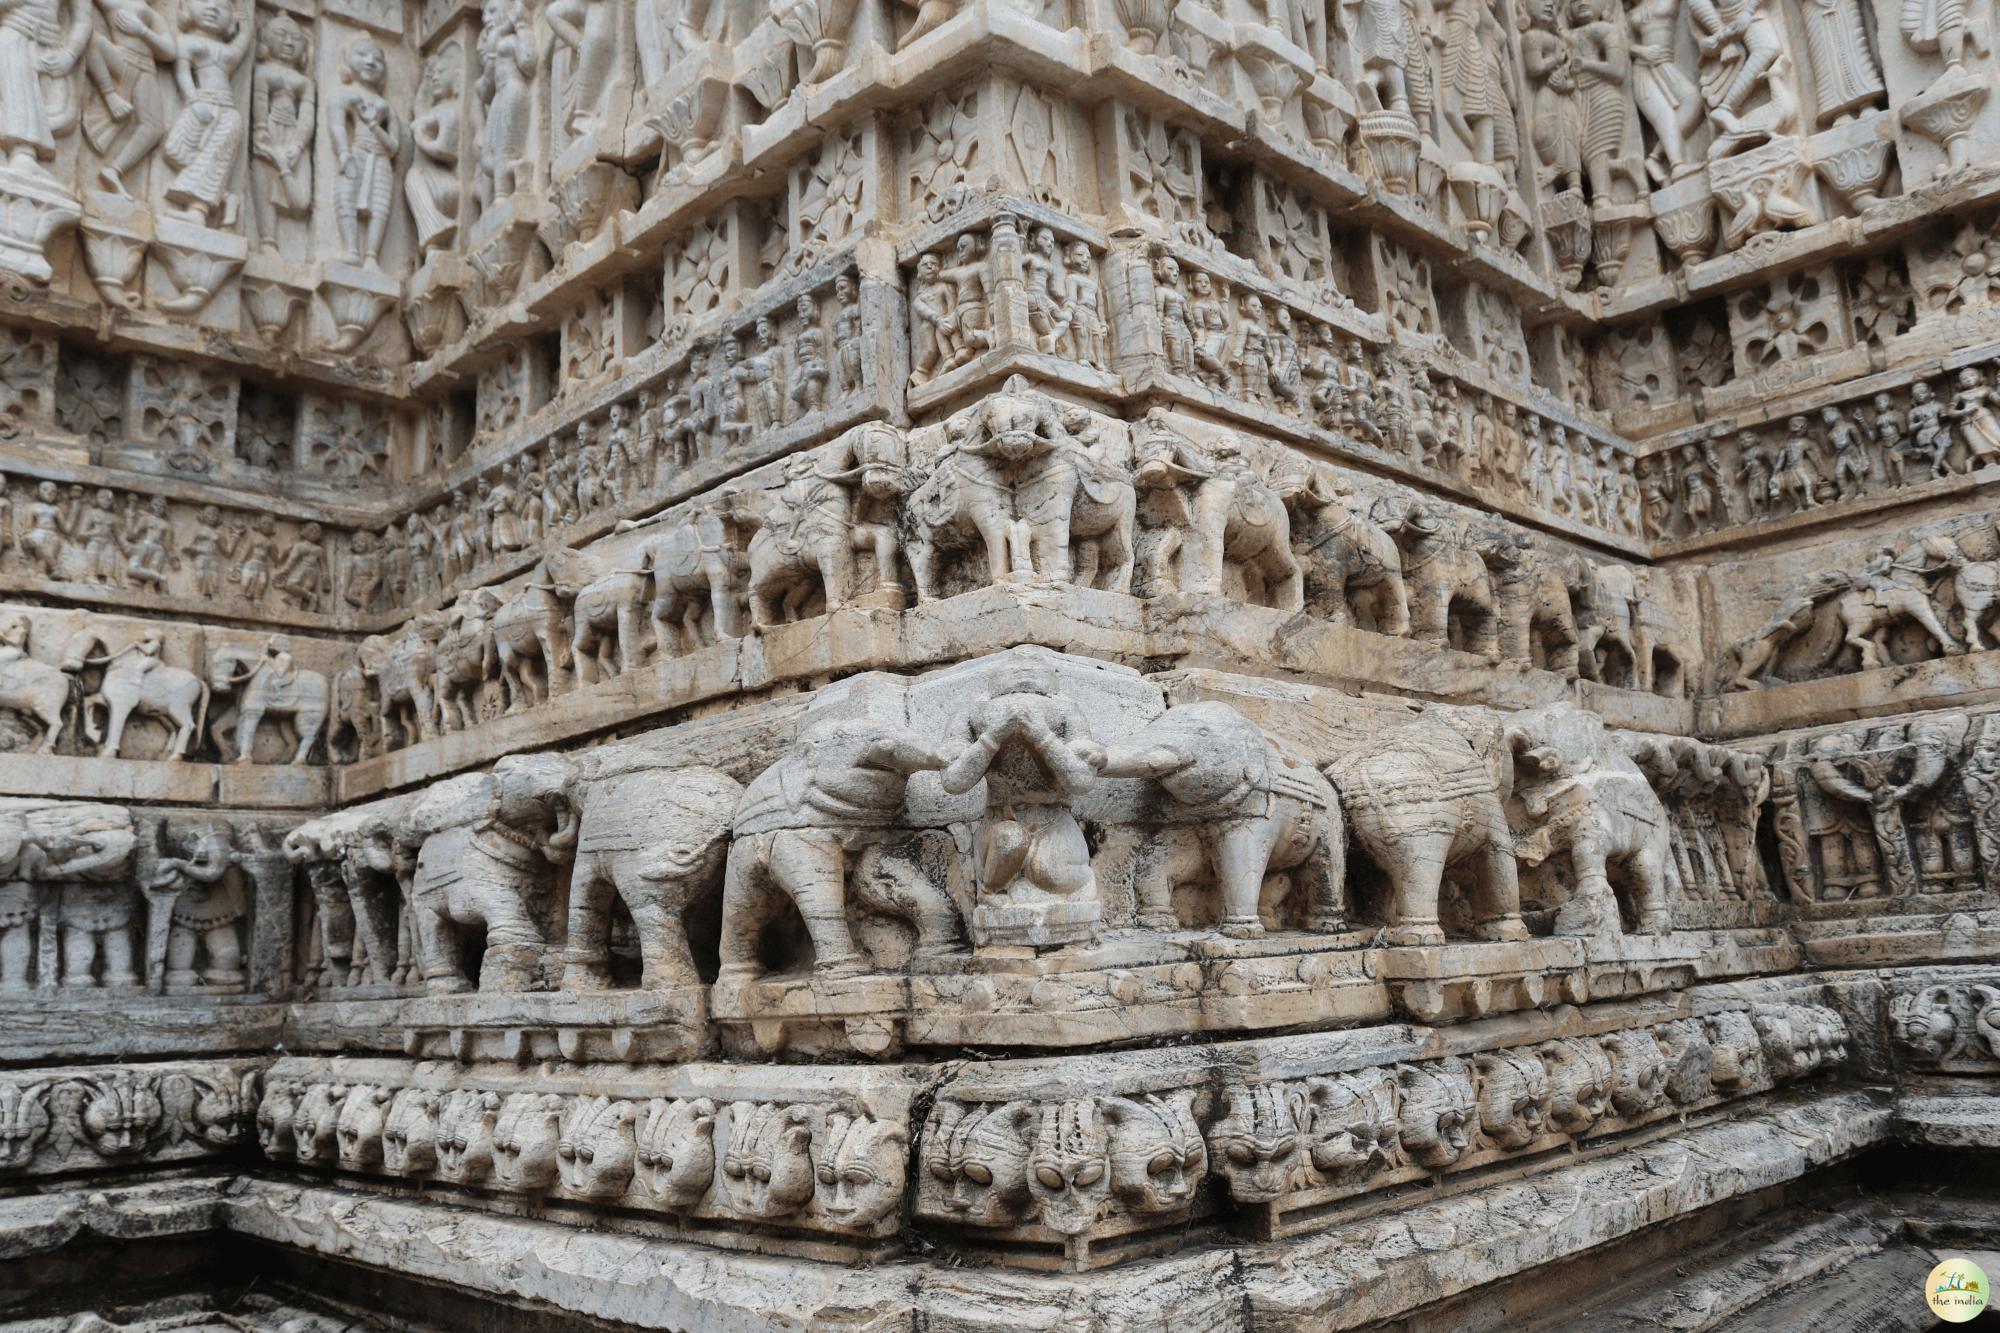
[82,0,177,197]
[329,38,400,268]
[247,13,312,251]
[161,0,252,225]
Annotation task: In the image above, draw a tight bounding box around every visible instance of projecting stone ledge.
[204,1089,1892,1333]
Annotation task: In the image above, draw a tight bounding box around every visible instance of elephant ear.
[777,749,811,814]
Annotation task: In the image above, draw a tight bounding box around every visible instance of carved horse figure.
[434,589,501,732]
[1832,546,1959,671]
[63,630,210,760]
[489,558,576,712]
[207,645,329,764]
[0,615,78,754]
[1932,535,2000,652]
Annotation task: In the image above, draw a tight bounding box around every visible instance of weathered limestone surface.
[1,0,1998,1326]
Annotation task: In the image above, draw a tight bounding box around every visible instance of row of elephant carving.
[289,650,1737,1005]
[347,382,1687,756]
[259,1078,909,1235]
[251,1004,1842,1260]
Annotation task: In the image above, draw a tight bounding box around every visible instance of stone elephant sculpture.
[550,548,649,687]
[1093,701,1344,938]
[904,378,1094,601]
[628,503,746,658]
[1505,702,1679,937]
[1375,498,1499,661]
[718,720,960,983]
[560,762,743,992]
[361,619,442,751]
[403,754,577,993]
[1321,710,1527,947]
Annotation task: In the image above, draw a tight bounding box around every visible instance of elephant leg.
[907,537,940,603]
[1627,844,1676,935]
[767,828,863,977]
[1101,514,1135,595]
[1271,551,1305,614]
[1030,513,1074,584]
[853,847,960,961]
[1465,816,1528,940]
[561,860,618,991]
[478,897,543,992]
[1378,830,1449,947]
[1147,529,1183,594]
[1553,839,1621,938]
[660,592,692,652]
[0,922,29,990]
[98,926,137,987]
[538,631,566,695]
[718,836,780,982]
[165,926,198,989]
[819,546,854,610]
[1298,807,1347,932]
[1374,575,1412,637]
[60,923,99,987]
[1412,581,1448,643]
[618,606,644,674]
[627,894,699,992]
[415,902,471,994]
[974,513,1015,586]
[1213,819,1280,938]
[708,566,742,639]
[203,922,244,984]
[1133,833,1181,930]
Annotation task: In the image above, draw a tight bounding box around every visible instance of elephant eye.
[1035,1166,1065,1189]
[580,1147,593,1162]
[962,1162,992,1185]
[816,1166,836,1184]
[1227,1143,1253,1164]
[753,1165,772,1182]
[1148,1151,1175,1175]
[929,1160,955,1183]
[1074,1162,1104,1187]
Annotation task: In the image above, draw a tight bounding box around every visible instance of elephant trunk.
[543,803,579,863]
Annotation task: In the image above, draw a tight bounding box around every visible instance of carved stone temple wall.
[2,0,1999,1328]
